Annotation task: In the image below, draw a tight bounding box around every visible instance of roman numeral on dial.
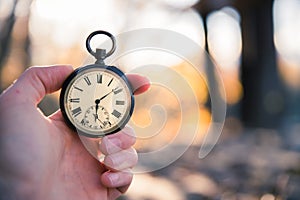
[74,86,83,92]
[71,107,82,117]
[107,78,113,86]
[116,100,125,105]
[84,76,91,86]
[111,109,121,118]
[97,74,102,84]
[114,88,123,94]
[69,98,80,103]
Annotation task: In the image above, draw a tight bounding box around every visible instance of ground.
[122,125,300,200]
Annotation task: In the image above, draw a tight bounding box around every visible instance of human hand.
[0,65,150,200]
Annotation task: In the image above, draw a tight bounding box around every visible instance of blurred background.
[1,0,300,199]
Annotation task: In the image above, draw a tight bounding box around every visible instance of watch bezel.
[59,64,135,138]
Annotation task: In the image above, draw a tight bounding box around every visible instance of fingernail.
[108,173,120,185]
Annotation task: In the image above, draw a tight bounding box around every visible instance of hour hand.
[94,99,100,122]
[93,113,98,122]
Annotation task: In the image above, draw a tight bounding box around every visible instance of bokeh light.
[207,7,242,71]
[207,7,243,105]
[273,0,300,90]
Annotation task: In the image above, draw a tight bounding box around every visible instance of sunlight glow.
[160,0,199,9]
[274,0,300,64]
[30,0,124,50]
[207,7,242,70]
[113,5,205,69]
[29,0,204,67]
[206,7,243,105]
[273,0,300,89]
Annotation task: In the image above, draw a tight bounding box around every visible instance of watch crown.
[95,48,106,65]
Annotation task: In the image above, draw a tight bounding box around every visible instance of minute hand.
[97,88,118,101]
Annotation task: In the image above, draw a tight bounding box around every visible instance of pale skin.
[0,65,150,200]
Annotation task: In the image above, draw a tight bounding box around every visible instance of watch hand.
[95,99,100,122]
[93,113,98,122]
[97,118,105,126]
[96,87,119,102]
[98,90,113,101]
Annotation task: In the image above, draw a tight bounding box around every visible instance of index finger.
[126,74,150,95]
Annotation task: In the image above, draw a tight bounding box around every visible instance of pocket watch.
[60,30,134,138]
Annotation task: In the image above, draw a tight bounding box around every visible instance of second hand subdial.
[83,105,110,130]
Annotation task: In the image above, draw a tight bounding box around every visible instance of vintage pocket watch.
[60,30,134,138]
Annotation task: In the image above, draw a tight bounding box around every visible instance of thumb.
[8,65,73,104]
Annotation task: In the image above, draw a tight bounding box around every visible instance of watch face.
[60,64,134,137]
